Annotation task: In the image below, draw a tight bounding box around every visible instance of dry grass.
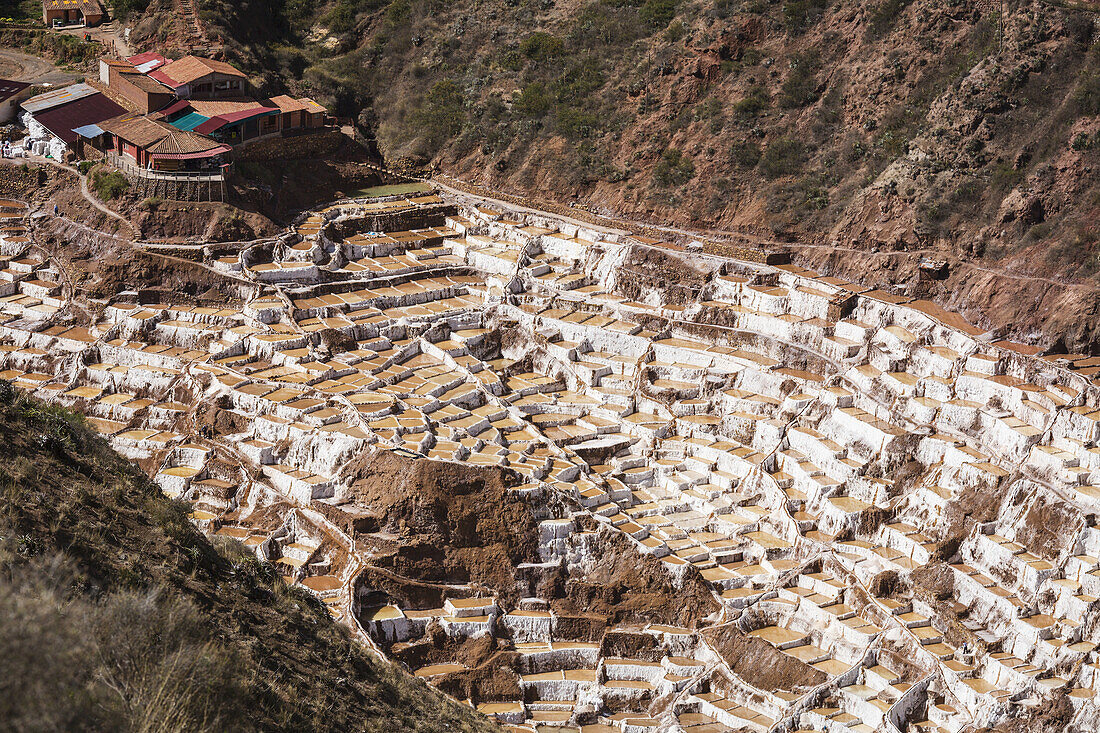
[0,383,500,733]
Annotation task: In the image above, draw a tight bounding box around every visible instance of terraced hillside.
[5,180,1100,731]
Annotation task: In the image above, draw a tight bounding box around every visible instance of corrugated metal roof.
[193,116,228,134]
[32,92,126,145]
[147,69,179,89]
[193,107,277,134]
[71,123,105,138]
[157,99,191,118]
[21,82,98,114]
[126,51,168,72]
[0,79,30,105]
[167,111,210,132]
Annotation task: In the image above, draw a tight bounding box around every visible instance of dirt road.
[0,47,79,85]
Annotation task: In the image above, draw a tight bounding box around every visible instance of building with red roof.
[147,55,250,99]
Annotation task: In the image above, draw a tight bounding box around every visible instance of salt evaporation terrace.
[5,189,1100,732]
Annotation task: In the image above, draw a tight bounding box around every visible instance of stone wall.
[702,239,790,265]
[0,161,53,197]
[127,174,227,203]
[233,129,349,163]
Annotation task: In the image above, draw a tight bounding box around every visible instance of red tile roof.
[155,55,247,87]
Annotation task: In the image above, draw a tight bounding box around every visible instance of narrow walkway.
[76,166,143,240]
[19,155,140,239]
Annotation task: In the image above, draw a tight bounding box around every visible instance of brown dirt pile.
[979,694,1076,733]
[909,562,980,650]
[133,200,279,242]
[189,397,250,438]
[0,387,501,732]
[344,449,541,603]
[1014,494,1083,561]
[702,625,826,693]
[616,246,713,306]
[391,627,501,669]
[540,525,719,629]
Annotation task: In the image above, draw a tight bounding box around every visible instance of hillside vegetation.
[131,0,1096,239]
[119,0,1100,347]
[0,380,500,733]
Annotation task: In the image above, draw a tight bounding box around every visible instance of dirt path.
[787,240,1084,289]
[24,157,262,290]
[0,47,79,85]
[32,155,142,239]
[432,172,1100,348]
[59,18,132,58]
[76,168,143,239]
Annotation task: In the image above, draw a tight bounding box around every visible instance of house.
[158,95,326,145]
[42,0,105,27]
[0,80,31,124]
[158,98,278,145]
[263,95,328,135]
[148,55,250,100]
[95,113,231,171]
[98,59,175,114]
[21,83,126,157]
[86,52,329,166]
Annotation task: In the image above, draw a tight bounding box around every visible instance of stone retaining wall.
[233,129,349,163]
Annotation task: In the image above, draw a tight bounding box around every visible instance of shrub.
[519,32,565,62]
[552,58,605,103]
[990,163,1024,193]
[555,106,601,138]
[640,0,677,28]
[1046,226,1099,268]
[731,139,761,169]
[513,83,552,117]
[778,52,821,108]
[384,0,411,25]
[781,0,826,34]
[110,0,152,20]
[500,48,523,71]
[1074,71,1100,116]
[866,0,911,39]
[733,84,770,117]
[414,80,466,152]
[759,138,805,179]
[653,148,695,186]
[664,19,686,41]
[571,2,644,47]
[324,3,356,32]
[91,170,129,200]
[76,161,95,175]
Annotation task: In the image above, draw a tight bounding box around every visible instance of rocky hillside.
[0,381,500,732]
[119,0,1100,347]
